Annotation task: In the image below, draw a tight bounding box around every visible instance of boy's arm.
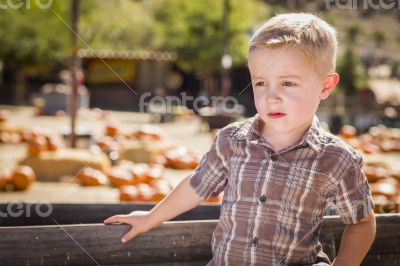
[330,150,376,265]
[105,128,229,243]
[331,210,376,266]
[147,174,204,228]
[104,173,204,242]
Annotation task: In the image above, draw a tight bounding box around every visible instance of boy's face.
[248,46,338,136]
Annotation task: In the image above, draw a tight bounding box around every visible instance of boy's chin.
[259,116,288,129]
[258,115,300,132]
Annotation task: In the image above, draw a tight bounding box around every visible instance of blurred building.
[0,49,179,112]
[80,49,177,111]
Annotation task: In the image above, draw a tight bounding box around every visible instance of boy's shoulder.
[316,127,363,166]
[216,116,257,141]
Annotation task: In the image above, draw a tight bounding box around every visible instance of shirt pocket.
[227,156,266,200]
[276,167,329,235]
[285,166,330,198]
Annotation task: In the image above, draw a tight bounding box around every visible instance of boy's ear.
[320,73,339,100]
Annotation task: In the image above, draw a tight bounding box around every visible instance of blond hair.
[249,13,337,75]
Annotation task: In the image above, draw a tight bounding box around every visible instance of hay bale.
[122,140,174,164]
[19,149,111,182]
[0,121,22,134]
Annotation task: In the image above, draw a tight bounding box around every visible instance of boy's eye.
[282,81,296,87]
[255,81,267,87]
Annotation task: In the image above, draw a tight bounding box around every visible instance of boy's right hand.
[103,211,155,243]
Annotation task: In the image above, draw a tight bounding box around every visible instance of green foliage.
[391,61,399,78]
[269,5,285,17]
[0,0,267,72]
[372,29,386,48]
[147,0,267,72]
[346,24,362,43]
[337,47,366,95]
[0,0,70,65]
[79,0,155,51]
[323,14,336,27]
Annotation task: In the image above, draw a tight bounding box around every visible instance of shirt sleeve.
[332,153,374,224]
[189,130,229,199]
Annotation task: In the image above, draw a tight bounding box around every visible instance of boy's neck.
[259,119,313,153]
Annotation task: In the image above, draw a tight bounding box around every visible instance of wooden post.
[69,0,80,148]
[221,0,231,97]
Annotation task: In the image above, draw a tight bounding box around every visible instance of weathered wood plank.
[0,221,216,265]
[322,214,400,256]
[0,203,340,227]
[362,254,400,266]
[0,213,398,265]
[0,203,221,226]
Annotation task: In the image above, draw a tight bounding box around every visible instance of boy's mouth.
[267,112,286,119]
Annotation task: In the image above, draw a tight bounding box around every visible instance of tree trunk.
[14,65,25,105]
[69,0,80,148]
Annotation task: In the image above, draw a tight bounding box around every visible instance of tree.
[79,0,155,51]
[0,0,269,100]
[346,24,362,43]
[372,29,386,48]
[147,0,266,94]
[337,47,366,96]
[0,1,70,104]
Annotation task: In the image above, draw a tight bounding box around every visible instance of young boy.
[104,13,376,265]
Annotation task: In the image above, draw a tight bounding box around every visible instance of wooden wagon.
[0,203,399,265]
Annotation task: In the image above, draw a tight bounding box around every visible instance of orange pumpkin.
[119,185,139,202]
[27,137,47,156]
[147,164,165,185]
[339,125,356,139]
[0,109,10,122]
[107,167,134,187]
[131,164,150,184]
[105,123,119,137]
[370,182,398,198]
[78,167,108,186]
[0,132,10,143]
[150,179,171,201]
[46,136,60,152]
[134,125,162,140]
[165,146,199,170]
[12,166,36,190]
[9,133,22,144]
[136,183,155,201]
[95,136,114,150]
[363,165,388,183]
[0,173,11,190]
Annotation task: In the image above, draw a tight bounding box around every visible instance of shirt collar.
[246,114,322,152]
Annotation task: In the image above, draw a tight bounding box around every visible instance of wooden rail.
[0,204,398,265]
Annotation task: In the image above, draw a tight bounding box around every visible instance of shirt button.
[270,154,278,161]
[259,195,266,203]
[252,237,258,246]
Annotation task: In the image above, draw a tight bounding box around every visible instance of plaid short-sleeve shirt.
[189,114,374,265]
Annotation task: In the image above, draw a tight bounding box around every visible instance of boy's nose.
[265,90,282,104]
